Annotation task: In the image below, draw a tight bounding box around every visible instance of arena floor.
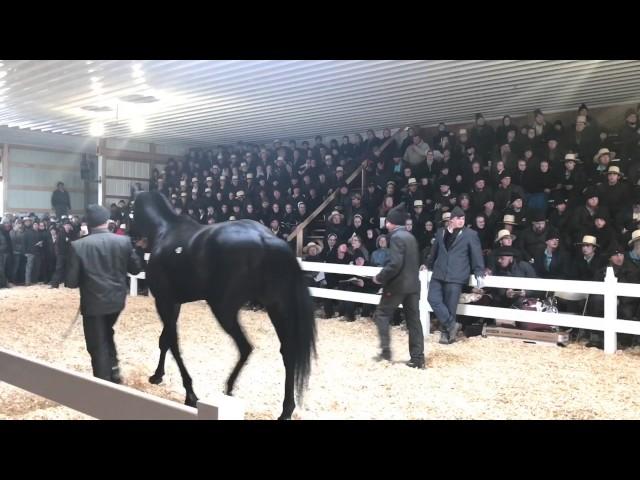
[2,285,640,420]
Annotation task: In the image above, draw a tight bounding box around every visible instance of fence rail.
[298,260,640,354]
[128,256,640,354]
[0,348,244,420]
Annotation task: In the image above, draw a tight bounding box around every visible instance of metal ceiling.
[0,60,638,148]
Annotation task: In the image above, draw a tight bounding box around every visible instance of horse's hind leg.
[152,299,199,407]
[266,304,296,420]
[148,325,170,384]
[209,302,253,396]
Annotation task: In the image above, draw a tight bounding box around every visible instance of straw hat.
[594,148,616,163]
[607,166,623,177]
[628,229,640,246]
[495,229,517,244]
[576,235,599,248]
[501,214,518,226]
[564,153,582,163]
[302,242,323,255]
[328,210,344,222]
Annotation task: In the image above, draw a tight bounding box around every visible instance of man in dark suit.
[426,206,486,344]
[533,228,571,279]
[372,203,424,369]
[66,205,142,383]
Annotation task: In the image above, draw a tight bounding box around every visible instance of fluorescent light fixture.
[130,117,146,133]
[89,121,104,137]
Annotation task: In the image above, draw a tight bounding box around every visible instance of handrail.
[287,127,408,255]
[286,158,366,243]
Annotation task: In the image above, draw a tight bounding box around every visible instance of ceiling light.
[89,121,104,137]
[119,94,159,104]
[130,117,146,133]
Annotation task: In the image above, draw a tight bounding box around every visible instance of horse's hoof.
[185,394,198,408]
[277,414,291,420]
[148,374,163,385]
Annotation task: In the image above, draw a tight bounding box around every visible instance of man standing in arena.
[65,205,142,383]
[426,206,485,345]
[372,203,424,369]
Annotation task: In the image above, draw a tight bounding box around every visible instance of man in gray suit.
[66,205,142,383]
[426,206,485,344]
[372,203,424,369]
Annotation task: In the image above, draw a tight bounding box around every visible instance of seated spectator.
[348,234,369,262]
[533,228,571,279]
[370,234,390,267]
[487,246,540,308]
[486,229,526,273]
[326,210,349,242]
[339,253,377,321]
[301,242,326,289]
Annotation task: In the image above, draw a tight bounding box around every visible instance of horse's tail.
[288,256,317,401]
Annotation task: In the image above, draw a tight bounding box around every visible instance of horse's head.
[131,191,176,239]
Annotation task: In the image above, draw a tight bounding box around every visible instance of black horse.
[132,191,316,419]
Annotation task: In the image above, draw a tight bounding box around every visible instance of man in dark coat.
[49,219,73,288]
[426,206,485,345]
[533,228,571,279]
[489,246,540,308]
[372,203,424,368]
[65,205,142,383]
[51,182,72,219]
[571,235,604,281]
[470,113,496,163]
[0,218,11,288]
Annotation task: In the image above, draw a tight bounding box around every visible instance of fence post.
[296,230,304,257]
[130,275,138,297]
[603,266,618,354]
[418,270,429,336]
[197,396,244,420]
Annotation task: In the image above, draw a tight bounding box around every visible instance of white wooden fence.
[128,256,640,354]
[0,339,244,419]
[298,260,640,355]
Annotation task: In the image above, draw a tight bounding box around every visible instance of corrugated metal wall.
[0,128,189,215]
[4,146,98,214]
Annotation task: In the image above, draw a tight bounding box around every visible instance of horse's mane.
[134,191,196,237]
